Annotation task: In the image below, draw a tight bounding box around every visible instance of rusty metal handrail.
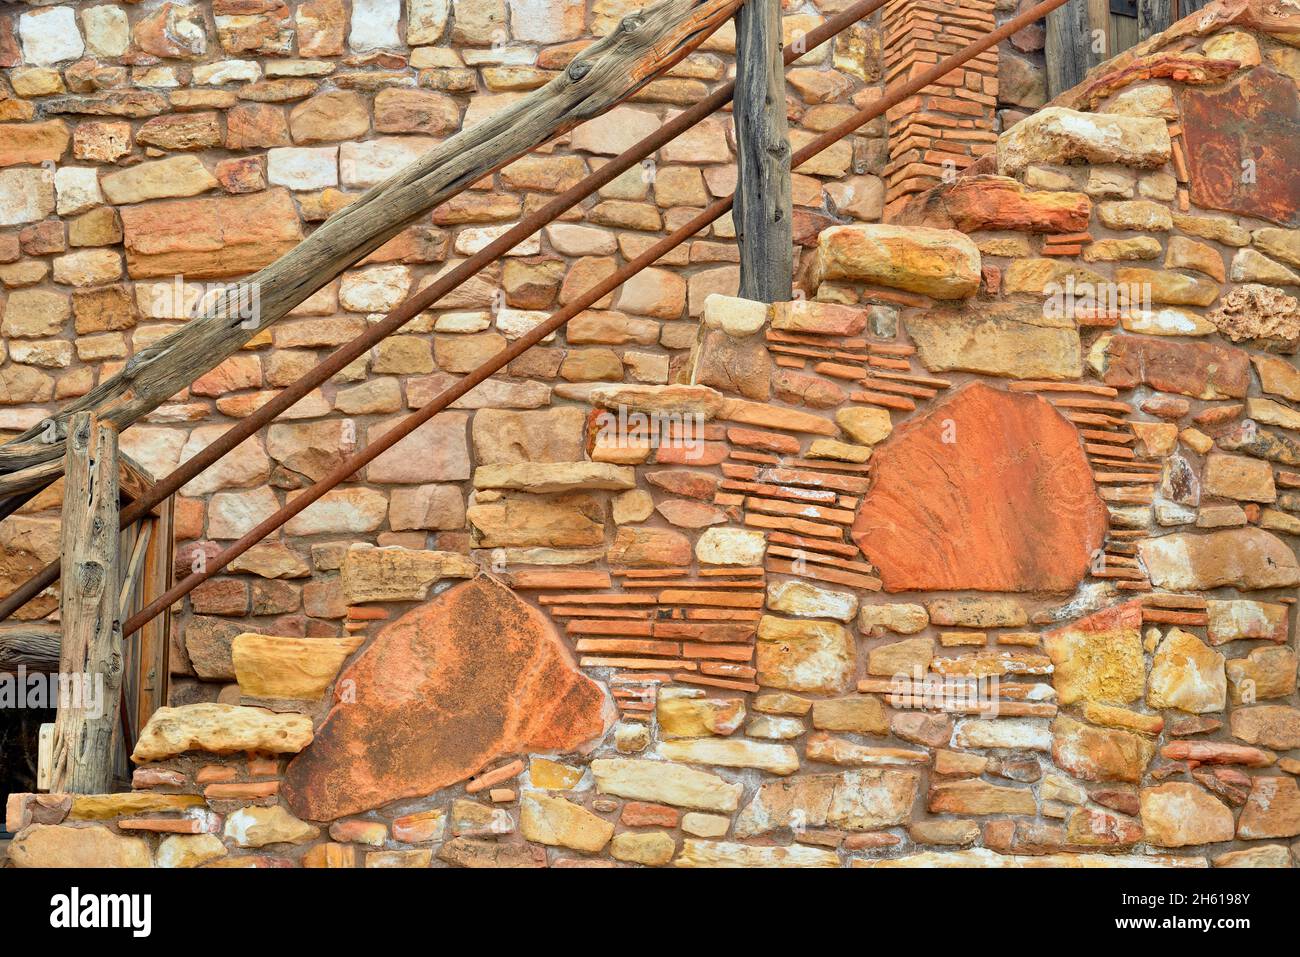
[2,0,1072,633]
[0,0,889,625]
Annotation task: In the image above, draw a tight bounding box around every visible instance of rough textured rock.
[1101,336,1250,399]
[904,176,1090,233]
[133,704,314,762]
[119,188,302,279]
[1237,777,1300,839]
[1147,628,1227,714]
[9,824,152,868]
[232,633,363,701]
[808,224,981,299]
[756,615,856,694]
[1043,602,1145,706]
[998,107,1171,176]
[1182,67,1300,225]
[907,302,1082,380]
[1207,283,1300,349]
[1141,783,1235,847]
[1230,706,1300,750]
[1138,528,1300,591]
[853,383,1107,592]
[282,577,609,819]
[734,769,919,835]
[1052,715,1155,784]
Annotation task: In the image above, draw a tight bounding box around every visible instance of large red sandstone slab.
[282,576,609,820]
[1183,68,1300,227]
[120,188,303,279]
[852,382,1106,592]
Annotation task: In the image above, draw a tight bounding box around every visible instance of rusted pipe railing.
[0,0,890,625]
[115,0,1071,640]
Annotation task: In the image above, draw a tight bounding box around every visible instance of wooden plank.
[733,0,793,301]
[36,723,54,793]
[1113,10,1141,50]
[0,0,741,491]
[1046,0,1098,98]
[1137,0,1171,41]
[136,508,172,735]
[48,412,124,795]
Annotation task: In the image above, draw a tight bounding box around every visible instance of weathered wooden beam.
[48,412,124,795]
[0,0,742,493]
[0,623,61,671]
[1046,0,1099,97]
[734,0,793,302]
[1137,0,1173,39]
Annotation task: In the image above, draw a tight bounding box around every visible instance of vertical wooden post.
[48,411,123,794]
[1046,0,1099,98]
[734,0,793,302]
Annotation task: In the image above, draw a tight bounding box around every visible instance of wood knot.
[619,14,644,32]
[567,59,591,81]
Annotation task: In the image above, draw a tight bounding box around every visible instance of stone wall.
[0,0,889,657]
[4,0,1300,868]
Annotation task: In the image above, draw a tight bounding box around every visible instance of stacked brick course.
[881,0,999,217]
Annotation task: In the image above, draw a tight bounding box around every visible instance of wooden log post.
[47,412,124,794]
[734,0,794,302]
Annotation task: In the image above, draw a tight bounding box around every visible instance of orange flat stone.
[282,577,609,820]
[852,382,1107,593]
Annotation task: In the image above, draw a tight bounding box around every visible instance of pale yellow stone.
[341,544,476,604]
[674,839,838,867]
[232,633,364,701]
[520,793,614,852]
[157,833,228,868]
[9,824,152,868]
[69,792,205,820]
[1147,628,1226,714]
[133,704,314,762]
[680,812,730,838]
[529,757,584,790]
[657,738,799,775]
[472,461,636,493]
[591,758,742,811]
[611,830,675,865]
[836,405,892,444]
[657,688,745,738]
[766,579,857,623]
[805,438,870,462]
[224,806,320,848]
[101,156,217,204]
